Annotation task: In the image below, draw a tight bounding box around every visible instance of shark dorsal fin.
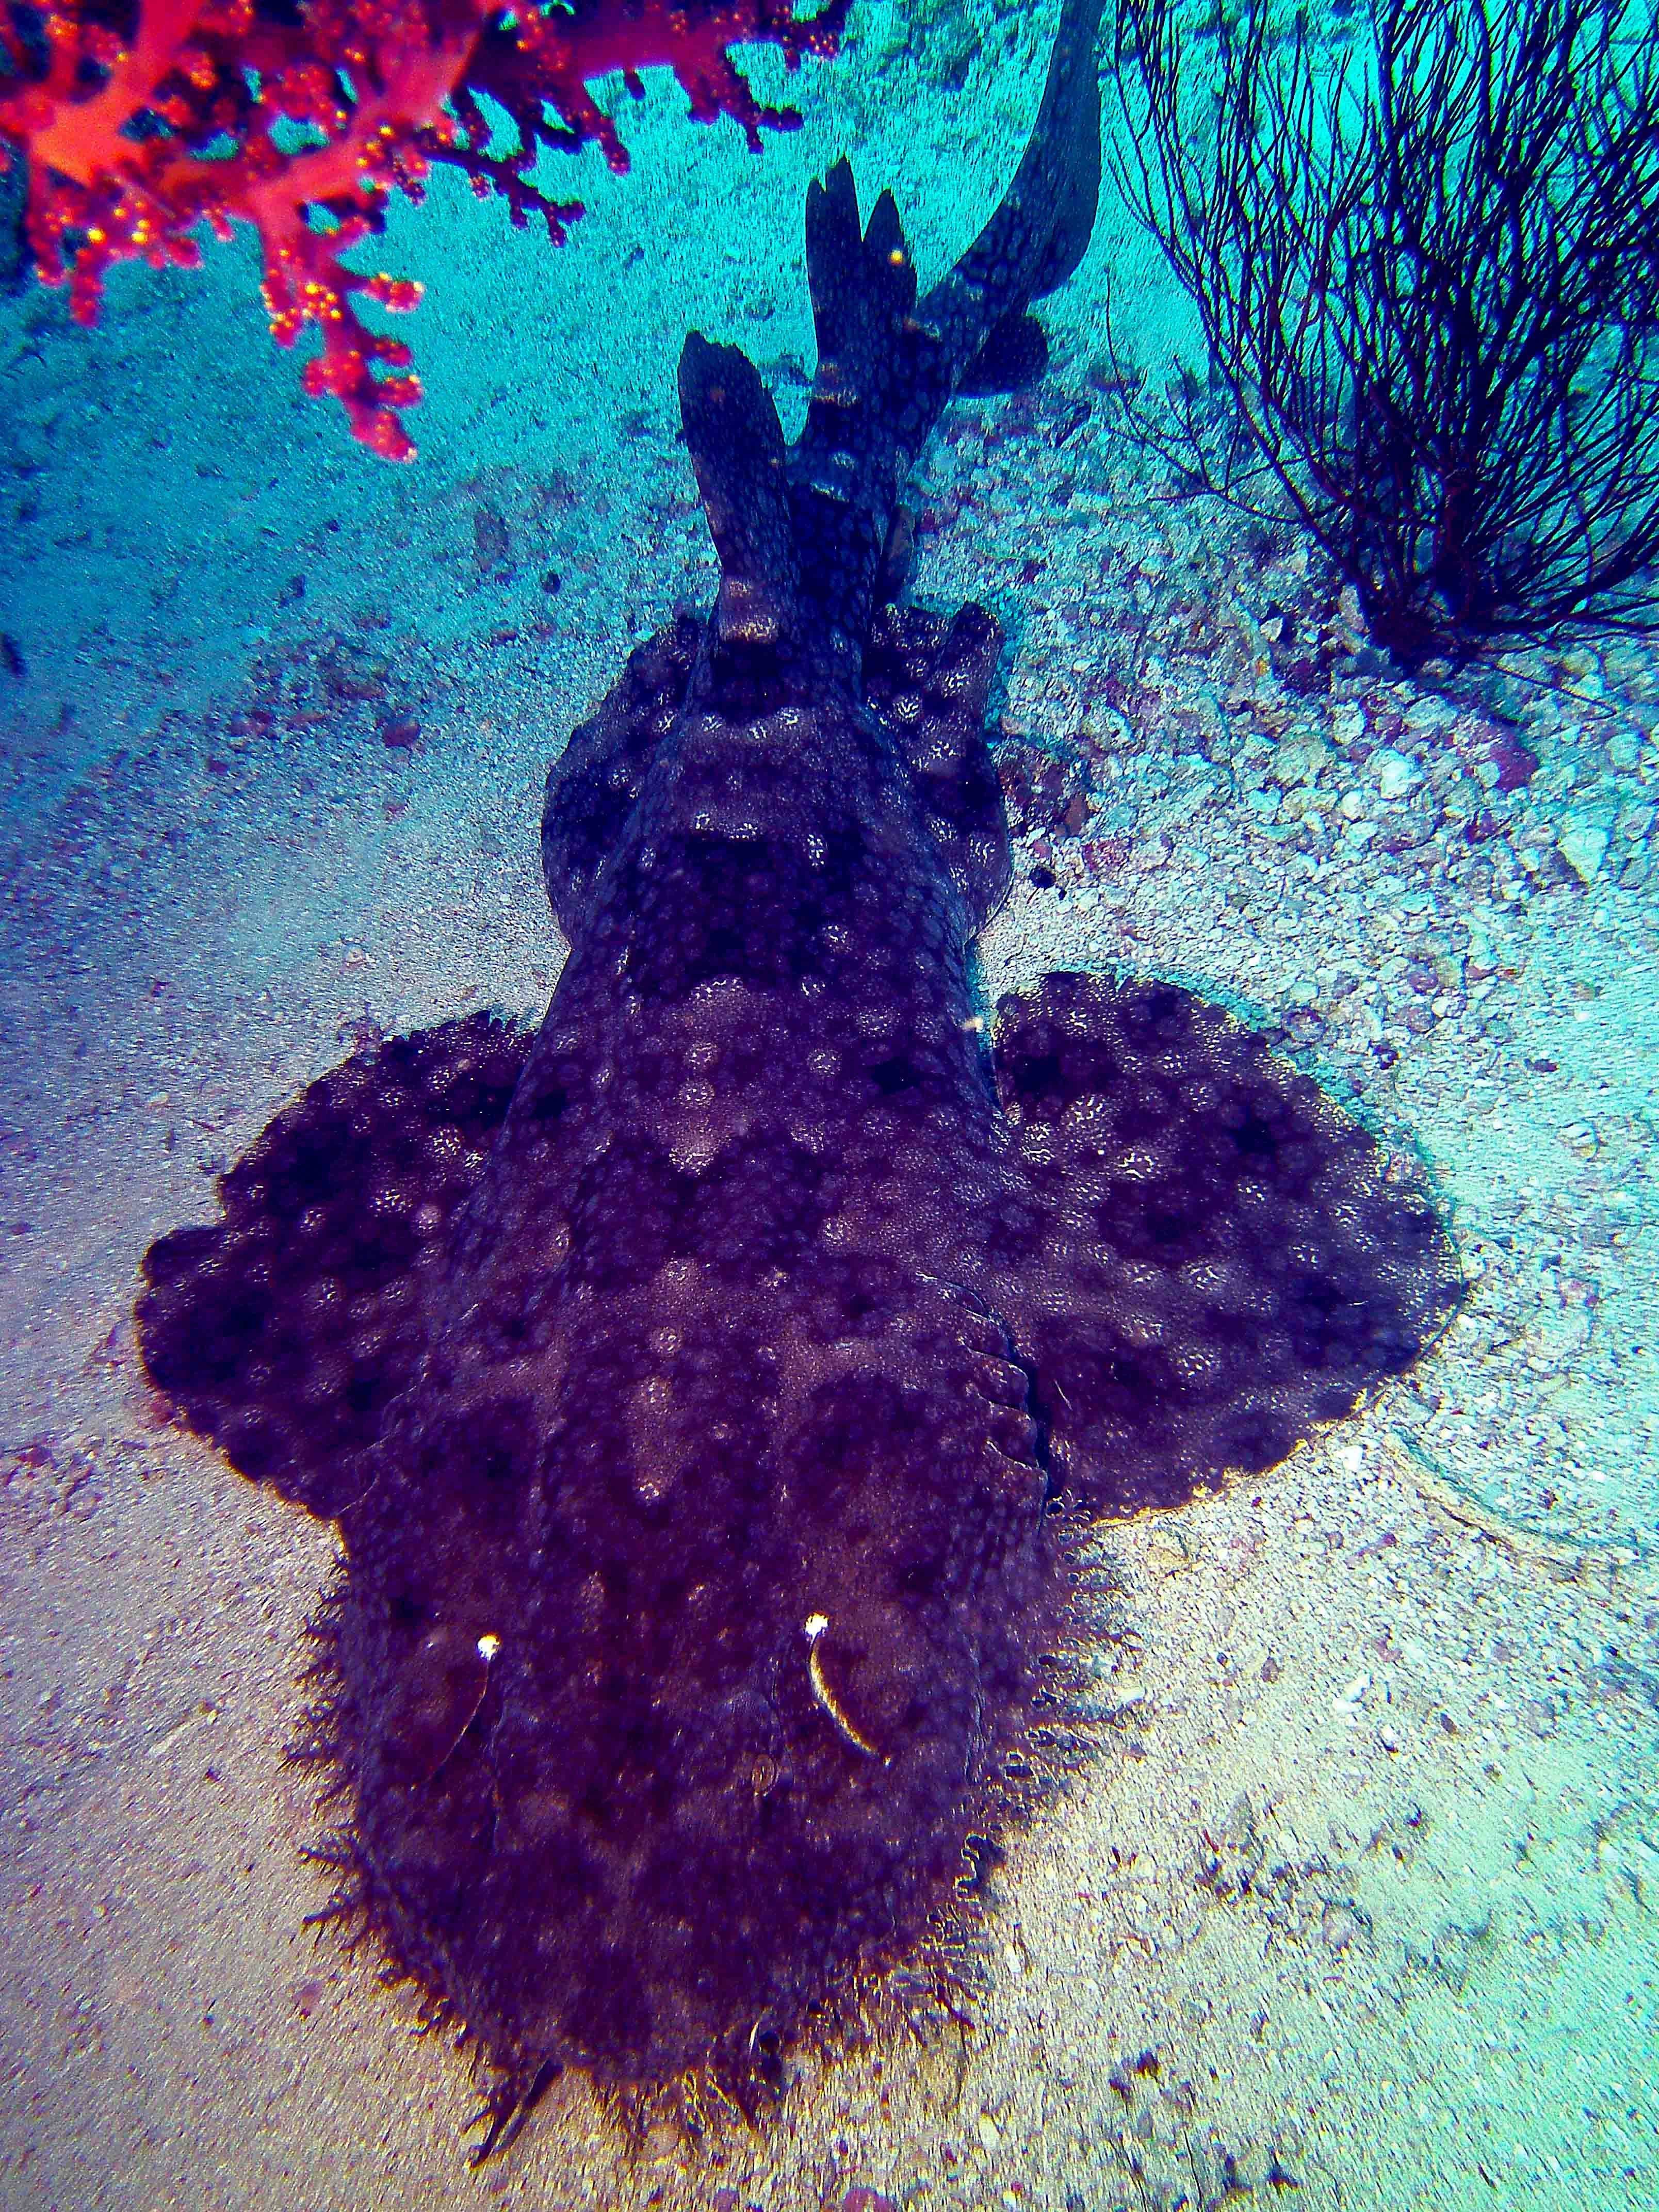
[678,331,807,701]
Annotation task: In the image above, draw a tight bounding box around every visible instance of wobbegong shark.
[137,0,1460,2151]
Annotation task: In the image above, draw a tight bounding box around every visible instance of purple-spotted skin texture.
[135,0,1462,2142]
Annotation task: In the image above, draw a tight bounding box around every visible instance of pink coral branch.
[0,0,849,459]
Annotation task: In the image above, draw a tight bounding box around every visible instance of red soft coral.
[0,0,847,459]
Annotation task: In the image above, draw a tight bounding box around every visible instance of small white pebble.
[1555,812,1611,884]
[1374,749,1423,801]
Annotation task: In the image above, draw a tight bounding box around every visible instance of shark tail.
[676,0,1104,694]
[786,0,1105,666]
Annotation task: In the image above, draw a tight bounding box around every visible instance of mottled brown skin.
[136,0,1462,2150]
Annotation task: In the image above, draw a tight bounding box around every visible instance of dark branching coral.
[1110,0,1659,669]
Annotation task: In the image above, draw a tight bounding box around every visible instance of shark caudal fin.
[677,0,1104,695]
[785,0,1104,671]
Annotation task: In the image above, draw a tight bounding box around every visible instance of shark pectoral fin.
[541,613,701,935]
[958,309,1051,395]
[988,973,1466,1515]
[136,1016,531,1520]
[862,600,1011,928]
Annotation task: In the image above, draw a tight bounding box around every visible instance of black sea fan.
[1109,0,1659,669]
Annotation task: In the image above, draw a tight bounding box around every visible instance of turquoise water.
[1,4,1655,2206]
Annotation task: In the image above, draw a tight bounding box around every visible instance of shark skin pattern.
[135,0,1462,2152]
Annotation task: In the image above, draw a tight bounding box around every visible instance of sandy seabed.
[2,5,1656,2207]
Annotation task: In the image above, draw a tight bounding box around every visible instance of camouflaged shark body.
[138,0,1460,2142]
